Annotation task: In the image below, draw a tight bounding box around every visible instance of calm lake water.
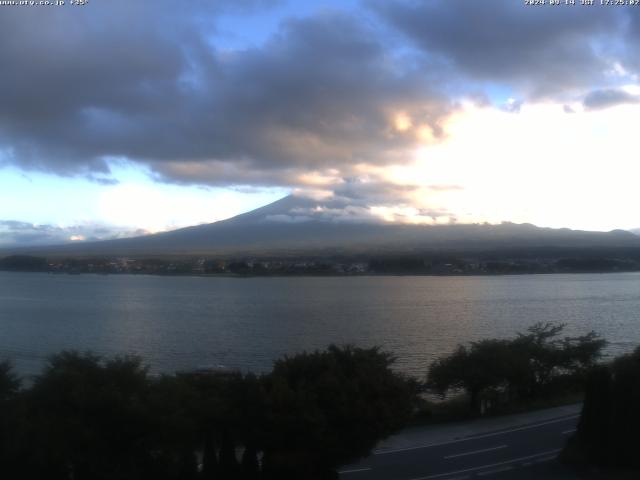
[1,272,639,378]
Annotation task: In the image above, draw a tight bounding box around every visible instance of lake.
[1,272,639,379]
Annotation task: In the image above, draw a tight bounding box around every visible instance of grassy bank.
[410,390,584,427]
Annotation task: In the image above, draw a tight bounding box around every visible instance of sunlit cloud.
[393,112,413,132]
[378,100,640,231]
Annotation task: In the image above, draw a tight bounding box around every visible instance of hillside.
[3,195,640,258]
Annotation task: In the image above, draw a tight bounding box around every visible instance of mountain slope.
[4,195,640,257]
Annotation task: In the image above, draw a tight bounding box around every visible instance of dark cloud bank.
[0,0,638,194]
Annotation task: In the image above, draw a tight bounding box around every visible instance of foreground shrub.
[0,346,417,479]
[261,345,418,479]
[564,346,640,471]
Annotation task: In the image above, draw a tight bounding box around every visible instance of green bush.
[427,323,605,414]
[0,346,418,480]
[567,347,640,470]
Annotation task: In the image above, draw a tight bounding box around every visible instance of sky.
[1,0,640,246]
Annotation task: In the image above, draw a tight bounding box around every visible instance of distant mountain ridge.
[3,195,640,258]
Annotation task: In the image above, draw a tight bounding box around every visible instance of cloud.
[290,175,463,225]
[0,0,280,176]
[368,0,625,99]
[266,201,390,225]
[501,99,523,114]
[0,220,148,247]
[0,3,454,188]
[143,10,457,186]
[3,0,640,232]
[583,88,640,110]
[0,1,630,185]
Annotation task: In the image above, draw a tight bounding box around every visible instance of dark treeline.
[0,346,417,480]
[4,251,640,276]
[0,255,49,272]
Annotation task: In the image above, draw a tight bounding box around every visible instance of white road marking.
[338,467,372,474]
[477,465,513,476]
[444,445,507,459]
[406,448,562,480]
[531,455,557,464]
[562,429,576,435]
[375,415,579,455]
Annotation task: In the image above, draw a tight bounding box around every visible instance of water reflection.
[1,272,639,378]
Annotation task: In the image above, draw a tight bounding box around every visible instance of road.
[339,405,582,480]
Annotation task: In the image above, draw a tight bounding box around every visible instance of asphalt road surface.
[339,409,581,480]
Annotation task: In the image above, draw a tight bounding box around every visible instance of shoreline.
[2,269,640,278]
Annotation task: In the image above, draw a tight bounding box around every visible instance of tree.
[565,346,640,470]
[428,340,517,413]
[0,360,20,401]
[176,369,268,480]
[261,345,417,479]
[427,323,607,413]
[0,347,419,479]
[572,365,612,465]
[513,323,606,398]
[560,330,607,375]
[23,351,156,480]
[145,374,201,480]
[608,346,640,468]
[0,360,23,476]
